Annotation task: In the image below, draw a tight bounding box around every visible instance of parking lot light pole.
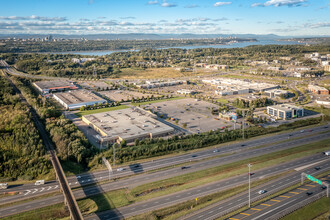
[248,163,252,208]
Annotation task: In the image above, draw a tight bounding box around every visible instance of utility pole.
[242,112,245,139]
[248,163,252,208]
[113,144,116,167]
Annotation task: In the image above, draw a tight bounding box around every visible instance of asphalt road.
[1,122,329,197]
[1,149,329,218]
[182,162,330,220]
[1,127,329,207]
[229,176,329,220]
[84,155,330,220]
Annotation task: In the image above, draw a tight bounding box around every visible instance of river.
[58,39,303,56]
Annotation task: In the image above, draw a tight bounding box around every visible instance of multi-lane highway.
[1,123,329,198]
[1,126,329,208]
[1,143,329,218]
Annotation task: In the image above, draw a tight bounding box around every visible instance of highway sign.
[306,174,322,185]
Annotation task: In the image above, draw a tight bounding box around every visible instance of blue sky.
[0,0,329,36]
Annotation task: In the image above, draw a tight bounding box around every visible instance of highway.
[1,122,329,200]
[0,66,83,219]
[1,126,329,206]
[182,164,329,220]
[1,148,329,218]
[228,175,329,220]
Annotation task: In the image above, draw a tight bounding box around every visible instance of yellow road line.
[241,213,251,216]
[251,208,262,211]
[280,195,291,198]
[289,192,299,194]
[229,218,240,220]
[261,203,271,207]
[271,199,281,202]
[297,188,308,191]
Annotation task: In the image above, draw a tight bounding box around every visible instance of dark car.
[314,167,321,170]
[133,164,140,168]
[181,166,189,170]
[289,134,293,137]
[192,155,197,158]
[241,144,246,147]
[248,173,255,176]
[306,192,313,196]
[321,185,327,190]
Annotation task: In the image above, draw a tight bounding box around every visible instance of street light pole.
[248,163,252,208]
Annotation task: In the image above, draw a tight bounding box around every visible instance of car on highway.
[300,130,305,133]
[288,134,293,137]
[258,190,267,194]
[181,166,189,170]
[192,155,197,158]
[241,144,246,147]
[314,167,321,170]
[308,129,313,132]
[213,149,219,153]
[321,185,327,190]
[117,168,125,171]
[133,164,140,168]
[248,173,255,176]
[306,192,313,196]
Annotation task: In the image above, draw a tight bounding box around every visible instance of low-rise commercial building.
[82,107,174,144]
[53,89,107,110]
[264,89,288,98]
[177,89,196,95]
[267,104,304,120]
[33,80,78,94]
[308,85,329,95]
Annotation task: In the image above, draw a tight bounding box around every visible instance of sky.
[0,0,329,36]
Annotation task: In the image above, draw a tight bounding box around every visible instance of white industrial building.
[82,107,174,144]
[53,89,107,110]
[267,104,304,120]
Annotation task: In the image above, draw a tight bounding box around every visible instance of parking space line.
[251,208,262,211]
[297,188,308,191]
[271,199,281,202]
[240,213,250,216]
[280,195,290,198]
[261,203,271,207]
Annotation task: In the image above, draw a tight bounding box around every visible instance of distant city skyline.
[0,0,329,36]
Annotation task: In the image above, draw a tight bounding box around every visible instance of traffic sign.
[306,174,322,185]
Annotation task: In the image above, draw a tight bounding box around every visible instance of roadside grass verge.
[221,170,330,220]
[130,96,186,106]
[74,105,129,117]
[2,203,69,220]
[216,98,229,104]
[129,138,330,202]
[127,172,291,220]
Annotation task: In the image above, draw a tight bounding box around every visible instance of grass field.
[74,105,129,117]
[130,96,186,106]
[216,98,229,104]
[281,197,330,220]
[114,68,183,79]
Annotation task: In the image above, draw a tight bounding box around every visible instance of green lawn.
[74,105,129,117]
[216,98,229,104]
[130,96,186,106]
[276,194,330,220]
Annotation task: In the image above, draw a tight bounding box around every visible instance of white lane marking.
[24,190,31,195]
[32,189,38,194]
[40,187,45,192]
[54,185,59,189]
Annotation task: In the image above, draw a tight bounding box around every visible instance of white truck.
[0,183,8,189]
[35,180,45,185]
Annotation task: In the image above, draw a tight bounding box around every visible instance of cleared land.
[99,90,161,102]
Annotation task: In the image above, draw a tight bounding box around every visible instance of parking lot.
[99,90,161,102]
[143,98,237,134]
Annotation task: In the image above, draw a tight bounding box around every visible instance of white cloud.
[161,0,177,7]
[253,0,307,7]
[147,0,159,5]
[214,2,232,7]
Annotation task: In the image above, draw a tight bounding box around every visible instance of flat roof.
[34,80,76,90]
[268,104,303,112]
[83,108,174,141]
[54,90,106,105]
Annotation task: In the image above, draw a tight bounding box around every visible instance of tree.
[80,106,85,111]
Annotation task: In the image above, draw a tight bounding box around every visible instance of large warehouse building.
[82,107,174,144]
[267,104,304,120]
[33,80,78,94]
[53,90,107,110]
